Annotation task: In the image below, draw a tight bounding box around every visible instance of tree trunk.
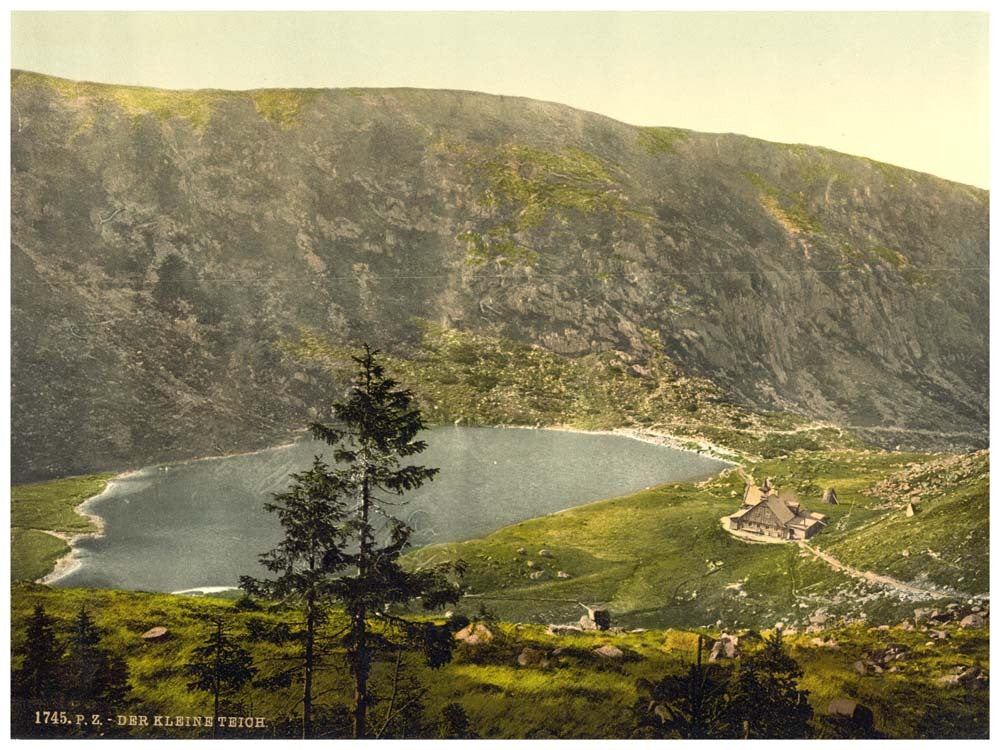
[353,470,372,739]
[213,620,221,739]
[303,589,315,739]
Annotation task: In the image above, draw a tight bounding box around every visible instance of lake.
[52,427,728,592]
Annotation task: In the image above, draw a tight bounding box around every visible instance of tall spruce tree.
[12,603,63,736]
[64,606,130,707]
[309,344,463,738]
[186,617,257,738]
[240,457,352,739]
[13,604,61,701]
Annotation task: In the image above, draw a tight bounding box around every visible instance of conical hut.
[822,487,838,505]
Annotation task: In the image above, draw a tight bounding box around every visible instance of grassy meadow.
[10,474,114,583]
[10,583,988,739]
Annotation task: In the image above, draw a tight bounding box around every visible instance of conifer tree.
[240,457,352,739]
[309,344,463,738]
[12,603,63,736]
[13,603,61,701]
[724,629,813,738]
[186,617,257,738]
[64,606,131,709]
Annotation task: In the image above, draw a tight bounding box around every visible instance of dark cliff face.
[10,72,988,480]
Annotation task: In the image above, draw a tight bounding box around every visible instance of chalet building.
[728,478,827,540]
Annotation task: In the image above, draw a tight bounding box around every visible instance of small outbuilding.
[822,487,839,505]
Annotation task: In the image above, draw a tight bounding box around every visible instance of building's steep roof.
[763,495,797,525]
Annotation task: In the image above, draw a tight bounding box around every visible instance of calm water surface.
[54,427,727,592]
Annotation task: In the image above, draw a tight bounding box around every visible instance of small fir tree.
[12,604,63,737]
[13,603,62,700]
[63,606,131,709]
[185,617,257,737]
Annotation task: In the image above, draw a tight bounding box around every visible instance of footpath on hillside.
[796,541,974,601]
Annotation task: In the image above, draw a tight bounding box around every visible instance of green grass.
[405,449,984,631]
[13,71,319,130]
[10,473,113,582]
[460,143,638,266]
[637,126,691,155]
[10,530,69,582]
[249,89,321,128]
[743,171,825,236]
[10,584,988,738]
[821,452,989,593]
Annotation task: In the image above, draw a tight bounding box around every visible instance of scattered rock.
[929,629,949,640]
[593,645,624,660]
[538,549,553,558]
[581,607,612,631]
[529,570,548,580]
[547,624,582,636]
[141,627,169,642]
[709,634,739,661]
[556,571,572,579]
[455,623,493,645]
[525,560,536,569]
[853,660,868,675]
[960,614,985,629]
[516,547,526,556]
[517,647,548,667]
[827,699,875,730]
[957,667,981,686]
[938,674,961,687]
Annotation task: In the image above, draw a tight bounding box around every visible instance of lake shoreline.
[492,423,744,464]
[37,424,735,590]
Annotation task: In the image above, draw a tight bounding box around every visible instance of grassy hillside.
[10,584,988,739]
[10,474,113,582]
[287,323,862,460]
[405,449,987,630]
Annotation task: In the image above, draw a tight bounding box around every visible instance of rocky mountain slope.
[10,71,988,480]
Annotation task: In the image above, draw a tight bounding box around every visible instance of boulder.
[960,613,985,629]
[929,629,949,640]
[852,660,868,676]
[580,606,611,631]
[827,699,875,730]
[529,570,548,580]
[455,623,493,646]
[538,549,553,558]
[593,645,624,660]
[957,667,981,686]
[141,626,169,642]
[556,571,572,579]
[517,647,548,667]
[516,547,527,556]
[709,634,739,661]
[547,624,582,636]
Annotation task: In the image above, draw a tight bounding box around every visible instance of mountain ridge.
[11,71,988,480]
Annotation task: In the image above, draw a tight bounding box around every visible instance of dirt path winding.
[797,541,973,600]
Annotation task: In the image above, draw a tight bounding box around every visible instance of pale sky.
[10,11,990,188]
